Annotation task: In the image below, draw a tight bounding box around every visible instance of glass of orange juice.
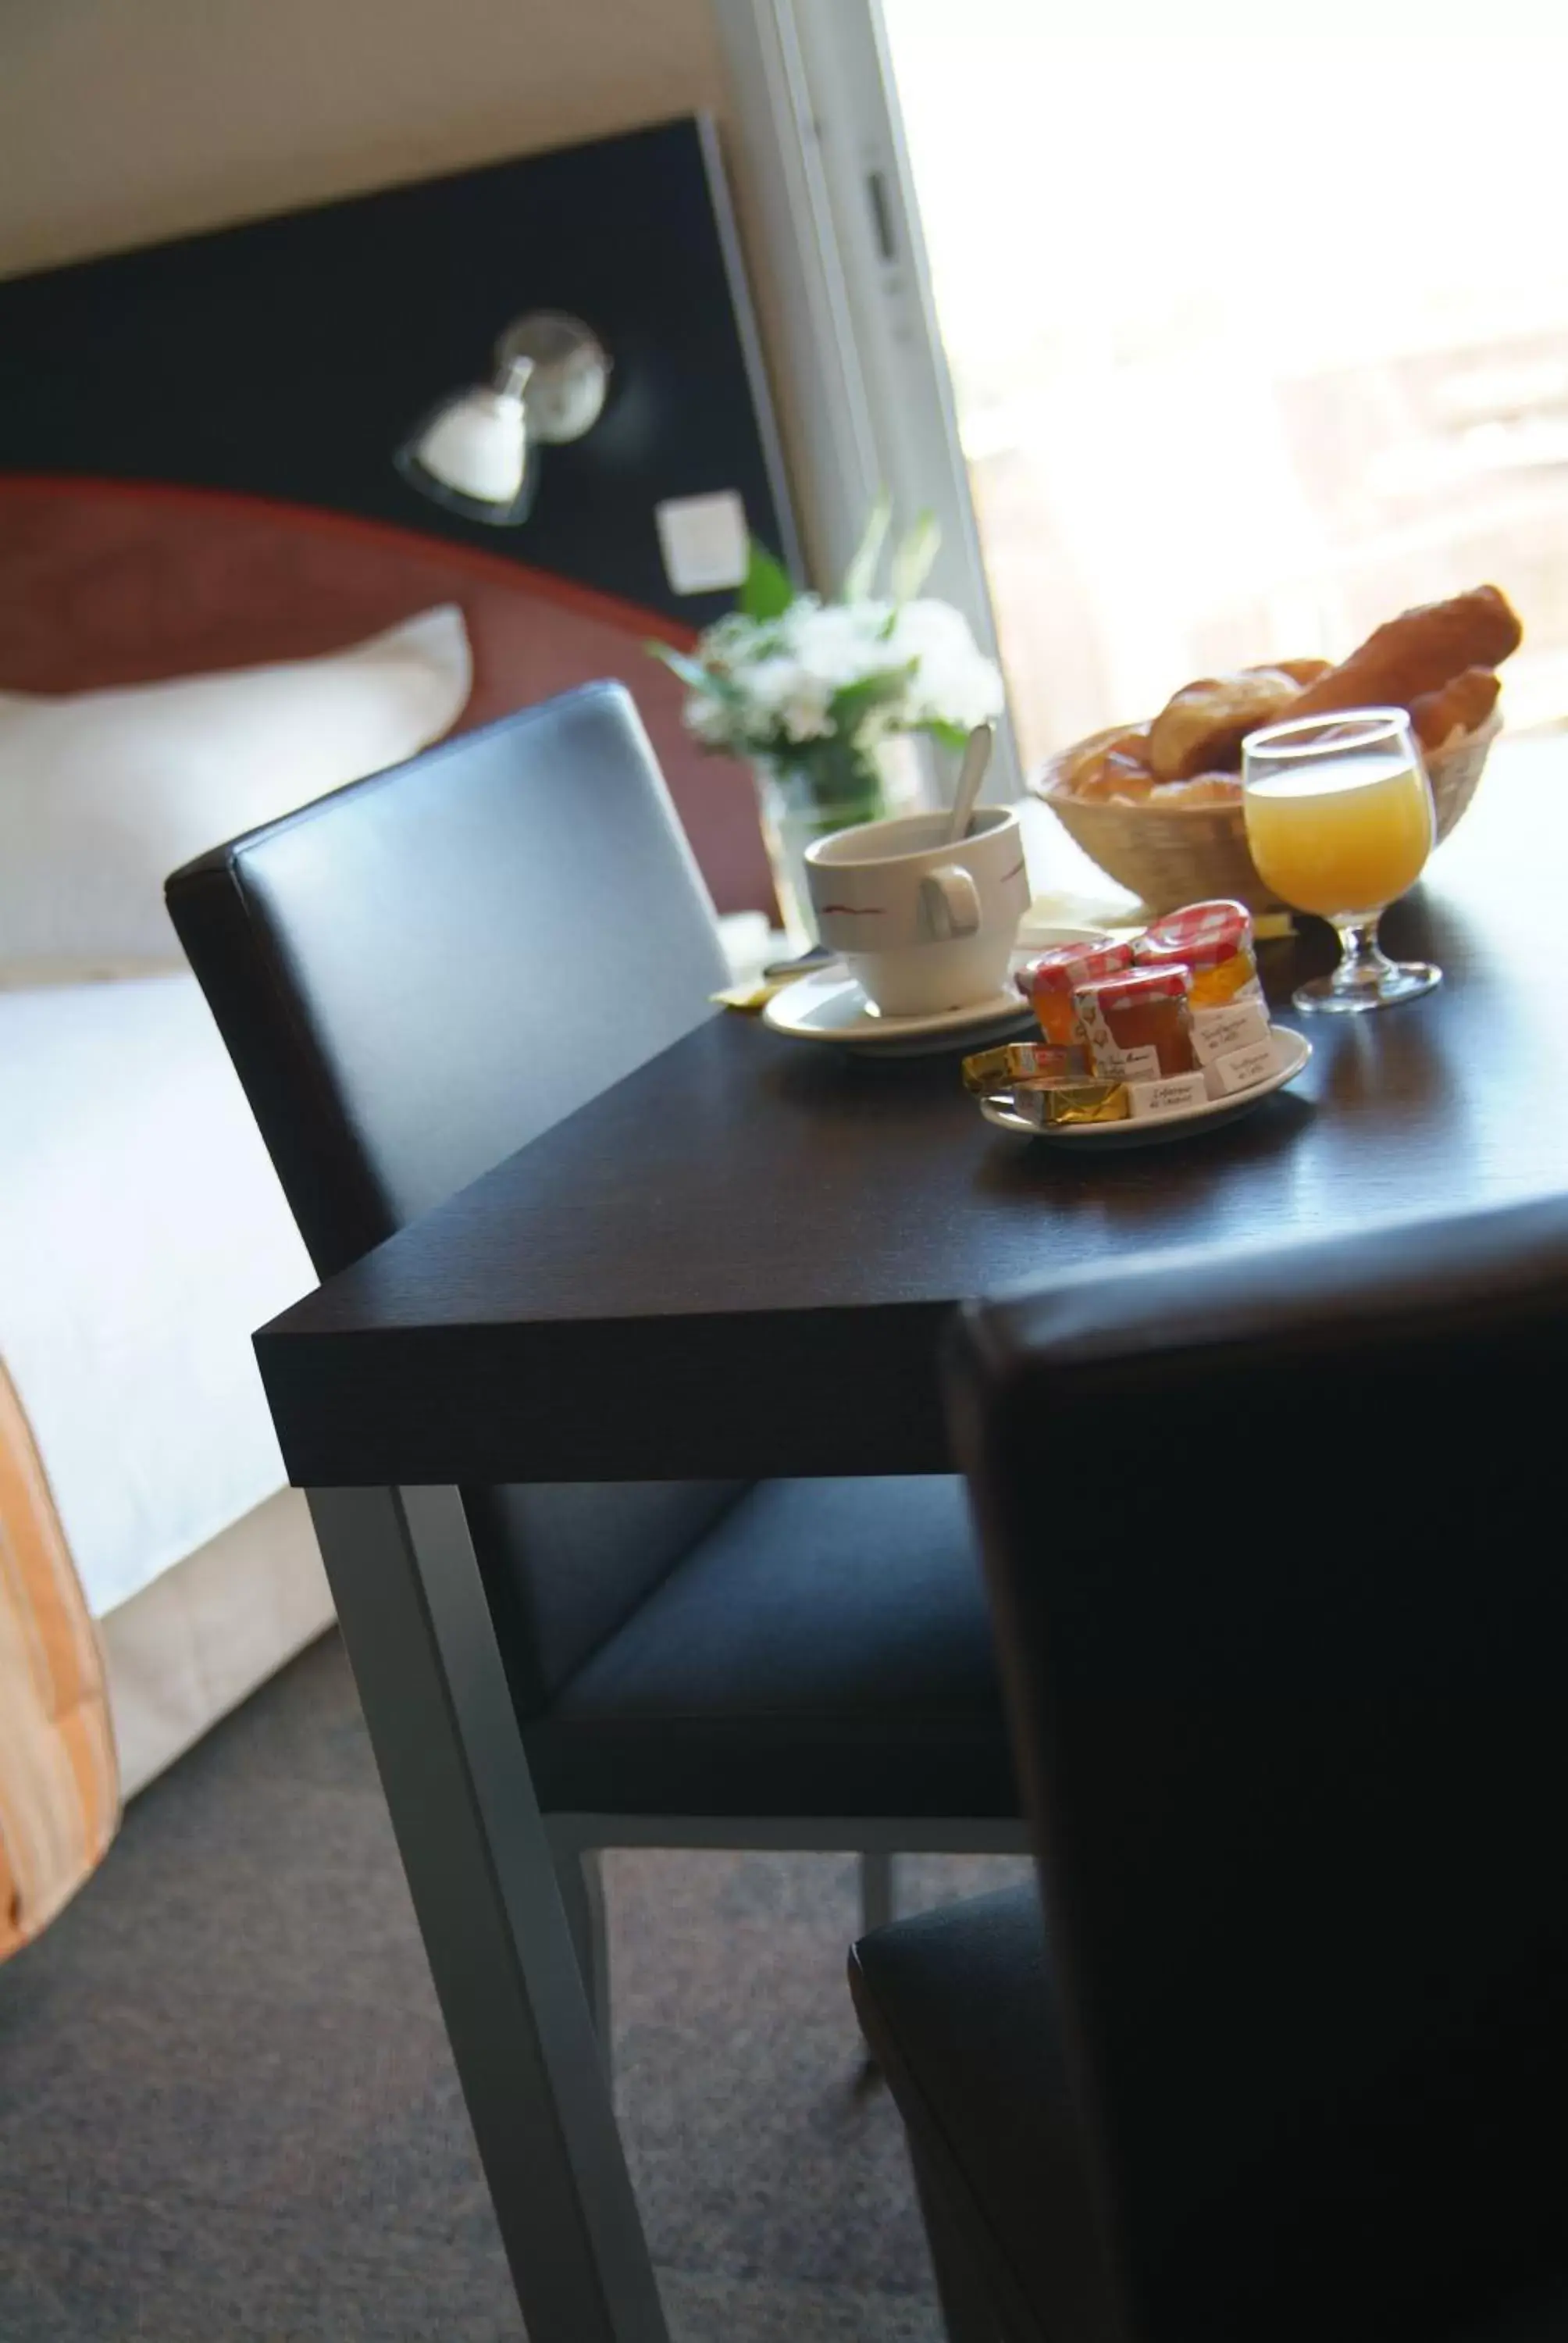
[1242,708,1440,1015]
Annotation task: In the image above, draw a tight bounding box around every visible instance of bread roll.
[1288,587,1521,722]
[1409,667,1501,750]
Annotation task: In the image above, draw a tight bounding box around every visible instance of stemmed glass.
[1242,708,1441,1015]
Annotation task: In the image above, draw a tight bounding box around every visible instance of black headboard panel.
[0,116,796,627]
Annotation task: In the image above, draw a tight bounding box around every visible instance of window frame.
[710,0,1022,796]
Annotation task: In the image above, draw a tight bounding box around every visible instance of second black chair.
[167,681,1024,2042]
[852,1197,1568,2342]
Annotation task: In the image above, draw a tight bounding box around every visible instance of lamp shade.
[415,387,526,503]
[394,317,609,528]
[395,357,537,526]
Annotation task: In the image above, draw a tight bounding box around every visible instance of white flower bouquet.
[653,504,1003,939]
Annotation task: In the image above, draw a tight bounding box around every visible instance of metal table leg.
[859,1849,896,1936]
[555,1844,614,2063]
[307,1485,668,2343]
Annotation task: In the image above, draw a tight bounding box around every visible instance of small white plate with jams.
[979,1026,1312,1149]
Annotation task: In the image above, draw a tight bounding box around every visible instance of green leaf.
[649,642,713,692]
[920,716,971,754]
[890,509,941,603]
[829,663,918,733]
[841,491,893,604]
[739,540,797,622]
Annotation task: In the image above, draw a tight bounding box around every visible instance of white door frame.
[709,0,1023,797]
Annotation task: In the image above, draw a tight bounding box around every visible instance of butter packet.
[962,1041,1085,1095]
[1012,1080,1130,1128]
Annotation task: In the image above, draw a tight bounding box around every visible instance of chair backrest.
[948,1196,1568,2343]
[169,682,743,1710]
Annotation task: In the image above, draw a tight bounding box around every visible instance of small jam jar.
[1074,965,1197,1077]
[1135,900,1258,1009]
[1025,938,1132,1048]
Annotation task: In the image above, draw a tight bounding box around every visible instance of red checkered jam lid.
[1025,938,1131,997]
[1079,965,1192,1015]
[1136,899,1251,970]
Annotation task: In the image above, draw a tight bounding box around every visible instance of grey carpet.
[0,1632,1026,2341]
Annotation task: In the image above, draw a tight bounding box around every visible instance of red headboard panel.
[0,476,772,915]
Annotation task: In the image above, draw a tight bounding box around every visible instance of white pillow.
[0,604,472,974]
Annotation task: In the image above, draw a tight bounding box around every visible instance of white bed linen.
[0,604,472,972]
[101,1489,333,1797]
[0,974,313,1617]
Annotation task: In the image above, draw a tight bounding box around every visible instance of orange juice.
[1243,751,1434,916]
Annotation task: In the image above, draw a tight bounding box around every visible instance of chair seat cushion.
[850,1883,1117,2343]
[526,1475,1017,1821]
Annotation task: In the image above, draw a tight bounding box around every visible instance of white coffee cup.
[805,806,1030,1018]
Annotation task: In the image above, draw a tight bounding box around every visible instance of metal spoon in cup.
[945,722,994,844]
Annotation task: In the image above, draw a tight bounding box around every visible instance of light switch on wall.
[654,491,749,596]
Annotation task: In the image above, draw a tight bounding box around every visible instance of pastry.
[1103,723,1153,765]
[1053,723,1150,795]
[1288,587,1521,722]
[1147,669,1303,782]
[1054,728,1120,793]
[1046,587,1520,816]
[1074,750,1158,803]
[1409,666,1501,750]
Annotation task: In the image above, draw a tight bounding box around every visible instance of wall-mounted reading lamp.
[395,310,611,526]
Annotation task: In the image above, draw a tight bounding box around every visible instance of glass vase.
[754,740,896,948]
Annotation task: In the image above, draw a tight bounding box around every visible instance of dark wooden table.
[260,751,1568,1489]
[257,747,1567,2343]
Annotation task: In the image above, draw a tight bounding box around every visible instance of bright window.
[878,1,1568,767]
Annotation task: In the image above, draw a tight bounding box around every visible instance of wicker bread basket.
[1033,709,1502,915]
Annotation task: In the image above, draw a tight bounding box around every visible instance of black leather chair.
[851,1197,1568,2343]
[166,682,1021,2045]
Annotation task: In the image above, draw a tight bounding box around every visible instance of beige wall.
[0,0,822,572]
[0,0,728,278]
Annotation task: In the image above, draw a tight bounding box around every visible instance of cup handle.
[919,864,982,940]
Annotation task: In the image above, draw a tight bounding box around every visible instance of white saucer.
[763,969,1035,1055]
[978,1027,1312,1148]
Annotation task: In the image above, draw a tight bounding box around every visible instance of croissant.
[1074,749,1158,802]
[1147,669,1303,783]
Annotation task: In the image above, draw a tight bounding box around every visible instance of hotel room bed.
[0,473,761,1828]
[0,114,796,1948]
[0,970,323,1796]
